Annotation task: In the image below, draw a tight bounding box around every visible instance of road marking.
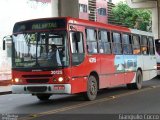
[19,85,160,120]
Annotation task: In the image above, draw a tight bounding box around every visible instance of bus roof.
[13,17,130,33]
[13,17,153,36]
[130,29,154,37]
[66,17,130,33]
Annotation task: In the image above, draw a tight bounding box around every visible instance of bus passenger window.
[112,32,122,54]
[132,35,140,55]
[98,30,111,54]
[141,36,148,55]
[86,29,97,54]
[122,34,132,54]
[87,42,97,53]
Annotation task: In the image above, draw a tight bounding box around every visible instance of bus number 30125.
[51,70,63,75]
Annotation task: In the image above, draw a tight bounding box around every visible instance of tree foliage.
[112,2,151,31]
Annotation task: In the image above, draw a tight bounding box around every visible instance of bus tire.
[127,70,142,90]
[36,94,51,101]
[134,70,143,89]
[84,75,98,101]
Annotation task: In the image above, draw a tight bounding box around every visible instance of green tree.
[111,2,151,31]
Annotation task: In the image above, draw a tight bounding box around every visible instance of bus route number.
[51,70,63,75]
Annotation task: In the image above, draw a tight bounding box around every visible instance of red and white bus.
[4,17,157,101]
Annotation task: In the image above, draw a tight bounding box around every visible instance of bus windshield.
[12,31,69,70]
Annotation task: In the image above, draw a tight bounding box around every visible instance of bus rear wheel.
[127,70,142,90]
[84,75,98,101]
[36,94,51,101]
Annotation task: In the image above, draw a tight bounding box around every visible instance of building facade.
[51,0,109,24]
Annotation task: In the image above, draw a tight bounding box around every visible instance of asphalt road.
[0,77,160,120]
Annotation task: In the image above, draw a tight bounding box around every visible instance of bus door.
[69,24,87,93]
[110,32,125,86]
[140,36,150,80]
[97,30,112,88]
[122,34,135,84]
[141,36,156,80]
[148,37,157,79]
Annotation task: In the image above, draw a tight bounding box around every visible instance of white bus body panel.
[130,29,157,81]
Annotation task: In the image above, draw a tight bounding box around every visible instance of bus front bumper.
[12,84,71,94]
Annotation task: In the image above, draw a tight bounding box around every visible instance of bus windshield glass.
[12,31,69,69]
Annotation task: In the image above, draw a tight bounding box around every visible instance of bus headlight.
[14,78,22,83]
[15,78,20,83]
[58,77,64,82]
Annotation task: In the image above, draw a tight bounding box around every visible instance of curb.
[0,91,12,95]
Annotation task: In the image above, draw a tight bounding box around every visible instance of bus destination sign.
[32,23,57,30]
[13,19,66,33]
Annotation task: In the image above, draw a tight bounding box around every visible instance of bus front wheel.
[127,70,142,90]
[36,94,51,101]
[84,75,98,101]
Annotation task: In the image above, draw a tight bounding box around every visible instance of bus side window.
[141,36,148,55]
[122,34,132,54]
[148,37,155,55]
[132,35,141,55]
[70,31,85,66]
[86,28,97,54]
[98,30,111,54]
[112,32,122,54]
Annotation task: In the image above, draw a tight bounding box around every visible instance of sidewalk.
[0,85,12,95]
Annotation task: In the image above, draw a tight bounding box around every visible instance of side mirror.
[3,35,12,50]
[74,32,81,42]
[3,40,6,50]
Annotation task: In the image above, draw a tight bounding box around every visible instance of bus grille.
[27,86,47,92]
[22,74,52,84]
[26,79,49,84]
[22,75,52,78]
